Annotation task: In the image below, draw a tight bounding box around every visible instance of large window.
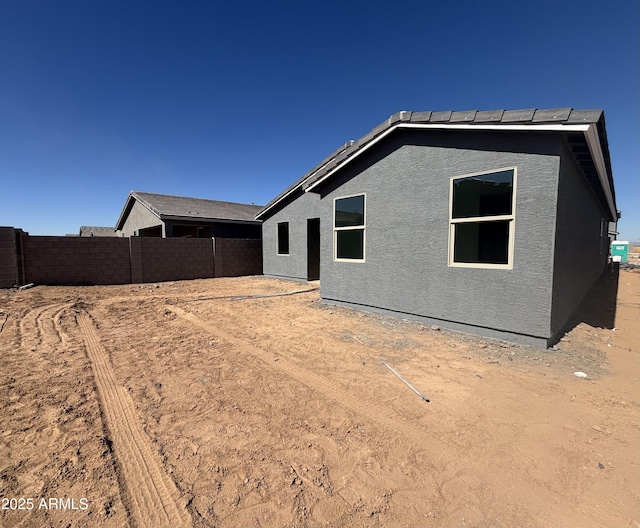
[277,222,289,255]
[449,168,516,268]
[334,194,365,261]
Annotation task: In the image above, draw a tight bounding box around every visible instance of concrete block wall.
[23,236,132,285]
[0,228,263,287]
[214,238,263,277]
[129,236,144,284]
[135,237,215,283]
[0,227,19,288]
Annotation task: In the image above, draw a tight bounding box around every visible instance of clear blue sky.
[1,1,639,241]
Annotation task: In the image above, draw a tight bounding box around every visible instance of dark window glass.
[452,170,513,219]
[335,195,365,227]
[277,222,289,254]
[336,229,364,260]
[454,221,509,264]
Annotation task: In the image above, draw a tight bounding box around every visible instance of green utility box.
[610,240,629,263]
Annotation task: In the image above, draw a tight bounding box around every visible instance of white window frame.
[333,193,366,263]
[448,167,517,270]
[276,221,290,256]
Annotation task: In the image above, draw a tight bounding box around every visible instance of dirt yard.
[0,269,638,528]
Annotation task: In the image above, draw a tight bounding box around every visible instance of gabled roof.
[116,191,263,231]
[256,108,616,221]
[79,226,116,237]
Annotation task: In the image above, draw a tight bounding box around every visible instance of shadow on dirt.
[564,264,619,335]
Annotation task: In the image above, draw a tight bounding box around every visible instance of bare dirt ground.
[0,269,638,528]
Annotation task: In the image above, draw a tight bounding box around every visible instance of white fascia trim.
[304,125,400,193]
[255,145,353,220]
[116,194,161,230]
[255,180,308,221]
[305,123,589,192]
[304,123,615,219]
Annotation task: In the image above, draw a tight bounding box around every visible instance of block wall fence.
[0,227,262,287]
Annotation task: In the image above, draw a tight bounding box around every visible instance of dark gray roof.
[256,107,615,220]
[116,191,263,230]
[79,226,116,237]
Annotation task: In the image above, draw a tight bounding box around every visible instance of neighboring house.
[256,108,617,347]
[79,226,116,237]
[116,191,262,239]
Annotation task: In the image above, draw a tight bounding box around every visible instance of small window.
[449,168,516,268]
[277,222,289,255]
[334,194,365,261]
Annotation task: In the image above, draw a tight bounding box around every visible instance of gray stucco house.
[116,191,262,239]
[256,108,617,347]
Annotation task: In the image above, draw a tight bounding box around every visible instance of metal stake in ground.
[381,361,430,403]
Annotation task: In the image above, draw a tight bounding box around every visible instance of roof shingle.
[132,192,262,222]
[116,192,263,231]
[79,226,116,237]
[256,107,613,220]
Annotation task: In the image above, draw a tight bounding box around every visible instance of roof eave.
[115,191,162,231]
[161,214,261,225]
[254,183,308,221]
[254,141,356,220]
[583,124,617,220]
[115,194,134,231]
[303,121,616,220]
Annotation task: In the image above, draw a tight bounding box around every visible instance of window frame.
[333,193,366,263]
[448,167,517,269]
[276,221,290,256]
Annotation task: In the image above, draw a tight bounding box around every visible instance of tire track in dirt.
[77,313,192,528]
[49,305,70,345]
[16,302,68,348]
[18,304,47,349]
[169,304,583,527]
[168,305,449,457]
[11,303,72,381]
[38,304,72,350]
[2,303,82,528]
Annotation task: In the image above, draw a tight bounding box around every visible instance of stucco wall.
[118,200,163,237]
[119,201,262,239]
[262,190,321,281]
[549,141,609,339]
[317,130,562,345]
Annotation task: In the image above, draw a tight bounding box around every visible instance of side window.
[334,194,365,261]
[449,168,516,268]
[277,222,289,255]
